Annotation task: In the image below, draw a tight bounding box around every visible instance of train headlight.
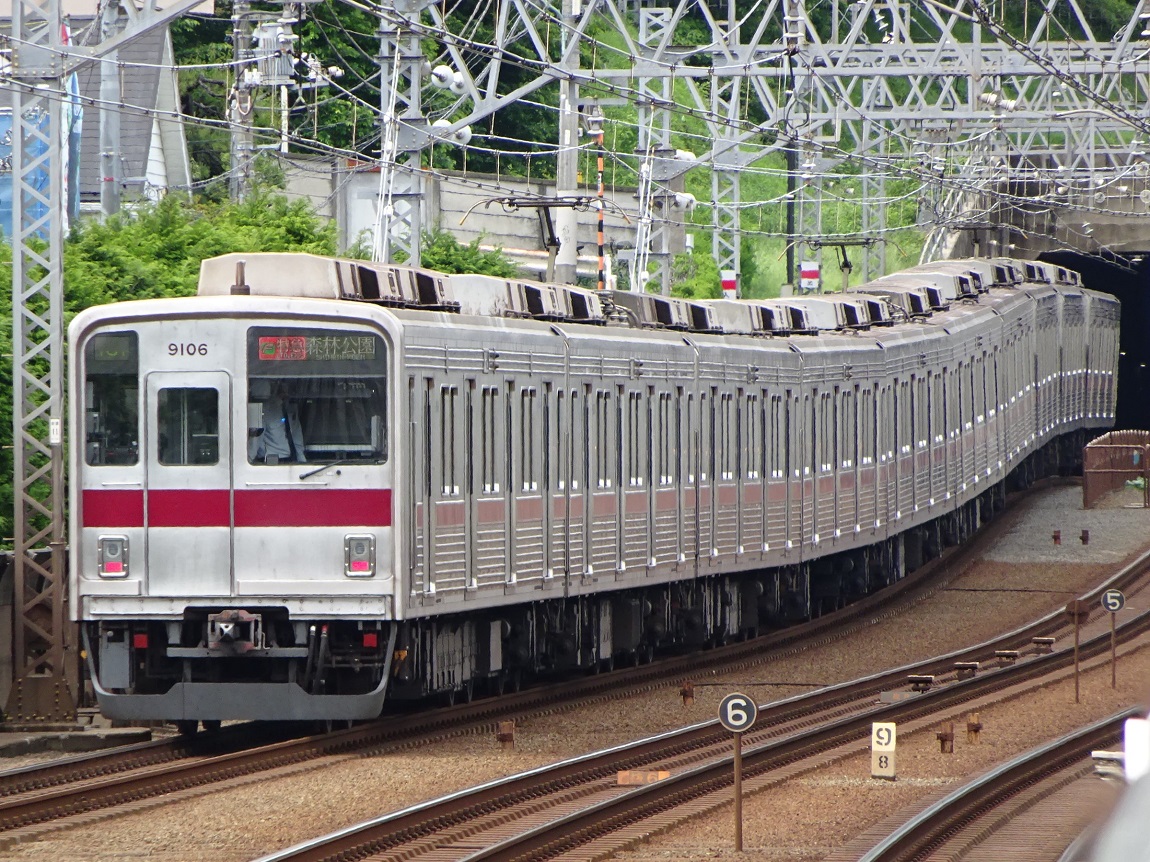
[344,534,376,577]
[98,536,129,578]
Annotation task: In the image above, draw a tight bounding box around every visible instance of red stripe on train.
[234,489,391,527]
[81,488,392,528]
[82,490,145,527]
[151,489,230,527]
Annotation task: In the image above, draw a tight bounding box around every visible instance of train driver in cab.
[249,379,306,464]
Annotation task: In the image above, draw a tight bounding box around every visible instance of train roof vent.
[198,252,351,298]
[1056,267,1080,286]
[351,263,422,307]
[863,298,895,326]
[606,291,691,329]
[756,305,788,334]
[787,306,813,333]
[688,303,722,333]
[1024,262,1052,283]
[967,271,987,293]
[924,286,949,311]
[955,274,978,300]
[857,287,933,320]
[513,280,566,320]
[906,291,930,317]
[839,300,870,330]
[558,285,608,323]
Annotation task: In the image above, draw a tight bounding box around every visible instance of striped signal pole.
[586,103,607,291]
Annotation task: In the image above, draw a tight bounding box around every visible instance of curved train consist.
[69,253,1120,723]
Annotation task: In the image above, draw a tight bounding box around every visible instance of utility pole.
[230,0,255,201]
[552,0,581,285]
[99,1,122,216]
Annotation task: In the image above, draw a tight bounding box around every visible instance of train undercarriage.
[83,429,1084,724]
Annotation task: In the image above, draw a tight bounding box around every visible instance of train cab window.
[84,332,139,466]
[247,327,387,466]
[158,388,218,465]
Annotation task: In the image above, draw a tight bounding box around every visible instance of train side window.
[745,391,759,480]
[520,388,538,492]
[769,395,784,478]
[841,388,855,469]
[481,386,500,493]
[627,391,645,487]
[719,393,734,481]
[594,390,613,489]
[158,388,218,465]
[84,332,139,466]
[543,384,553,492]
[441,385,459,495]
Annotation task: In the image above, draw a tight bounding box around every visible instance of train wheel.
[460,680,474,704]
[176,720,198,737]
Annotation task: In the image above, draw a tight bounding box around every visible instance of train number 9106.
[169,342,208,356]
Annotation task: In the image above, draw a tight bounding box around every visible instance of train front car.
[69,297,399,724]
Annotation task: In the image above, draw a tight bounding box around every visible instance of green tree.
[418,230,522,277]
[0,192,338,546]
[669,245,721,299]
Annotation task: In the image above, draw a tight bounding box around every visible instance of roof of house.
[0,16,190,200]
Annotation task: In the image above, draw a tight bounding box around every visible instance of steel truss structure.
[372,0,1150,287]
[5,0,203,722]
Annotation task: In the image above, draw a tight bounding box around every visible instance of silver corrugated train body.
[68,254,1120,722]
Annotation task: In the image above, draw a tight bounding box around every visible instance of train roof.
[193,252,1098,346]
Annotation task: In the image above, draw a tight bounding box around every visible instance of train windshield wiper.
[299,459,351,480]
[298,455,384,480]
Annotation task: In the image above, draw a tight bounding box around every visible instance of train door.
[651,389,677,567]
[701,388,717,562]
[876,383,892,529]
[714,391,739,558]
[683,391,699,564]
[568,386,588,581]
[409,378,427,595]
[510,385,545,583]
[785,391,800,552]
[798,390,813,551]
[588,388,618,577]
[470,383,508,588]
[144,371,233,596]
[429,382,467,593]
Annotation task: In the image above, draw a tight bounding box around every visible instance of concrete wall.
[282,158,680,281]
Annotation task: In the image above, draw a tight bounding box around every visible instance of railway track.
[249,563,1150,862]
[1,483,1142,850]
[857,709,1137,862]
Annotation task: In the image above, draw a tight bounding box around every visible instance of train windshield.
[247,327,388,466]
[84,332,140,465]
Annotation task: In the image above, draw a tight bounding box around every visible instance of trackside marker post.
[1066,600,1090,703]
[718,692,758,852]
[871,722,897,780]
[1102,589,1126,689]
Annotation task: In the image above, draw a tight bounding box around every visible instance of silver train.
[68,253,1120,724]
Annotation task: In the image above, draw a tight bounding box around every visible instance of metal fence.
[1083,431,1150,509]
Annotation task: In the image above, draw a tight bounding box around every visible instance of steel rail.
[857,708,1140,862]
[253,587,1150,862]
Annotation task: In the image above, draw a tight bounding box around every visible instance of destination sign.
[258,335,377,362]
